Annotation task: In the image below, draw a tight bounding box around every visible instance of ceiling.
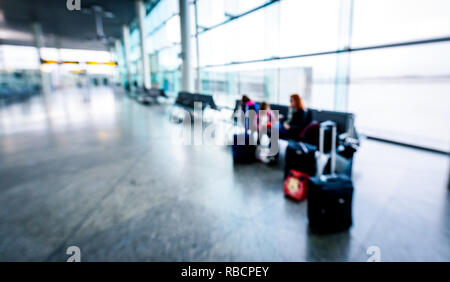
[0,0,142,50]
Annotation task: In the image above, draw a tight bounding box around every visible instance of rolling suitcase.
[284,141,317,178]
[307,121,354,233]
[233,134,256,163]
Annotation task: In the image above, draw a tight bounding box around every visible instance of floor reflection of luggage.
[307,121,354,233]
[232,134,256,164]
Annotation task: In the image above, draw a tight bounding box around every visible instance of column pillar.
[108,45,117,84]
[135,0,151,89]
[122,24,132,90]
[193,0,201,92]
[31,22,51,97]
[179,0,194,92]
[114,40,122,85]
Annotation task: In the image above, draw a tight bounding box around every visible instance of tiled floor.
[0,87,448,261]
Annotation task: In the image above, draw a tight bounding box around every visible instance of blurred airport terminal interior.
[0,0,449,262]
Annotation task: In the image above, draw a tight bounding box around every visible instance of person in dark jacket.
[280,94,308,140]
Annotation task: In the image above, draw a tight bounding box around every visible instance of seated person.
[234,95,257,130]
[240,95,257,113]
[255,102,276,134]
[280,94,308,141]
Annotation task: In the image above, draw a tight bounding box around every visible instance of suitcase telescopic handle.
[318,120,337,179]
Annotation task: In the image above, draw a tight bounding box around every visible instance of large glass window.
[200,64,276,108]
[352,0,450,47]
[198,2,279,66]
[348,42,450,152]
[145,0,179,32]
[197,0,271,28]
[142,0,182,94]
[129,26,142,85]
[199,52,336,110]
[127,0,450,151]
[147,15,181,52]
[279,0,340,56]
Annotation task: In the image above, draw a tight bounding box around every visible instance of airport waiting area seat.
[135,87,167,104]
[232,99,359,143]
[0,84,40,104]
[129,90,358,147]
[174,91,218,111]
[170,91,220,123]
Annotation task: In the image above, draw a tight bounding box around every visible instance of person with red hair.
[280,94,308,140]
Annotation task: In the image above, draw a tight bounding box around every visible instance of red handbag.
[283,169,309,201]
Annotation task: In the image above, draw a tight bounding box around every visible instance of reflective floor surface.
[0,86,449,261]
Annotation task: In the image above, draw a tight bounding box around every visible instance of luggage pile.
[230,100,359,233]
[283,120,358,233]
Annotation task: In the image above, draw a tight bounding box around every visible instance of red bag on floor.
[283,169,309,201]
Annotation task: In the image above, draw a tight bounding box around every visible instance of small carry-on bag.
[284,169,309,201]
[284,141,317,178]
[233,133,256,163]
[307,121,354,233]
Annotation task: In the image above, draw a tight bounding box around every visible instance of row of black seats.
[131,86,167,104]
[0,84,40,103]
[233,99,358,142]
[175,91,218,111]
[171,93,358,144]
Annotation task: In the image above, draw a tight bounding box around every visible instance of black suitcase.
[307,121,354,233]
[233,134,256,163]
[308,174,353,233]
[284,140,317,178]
